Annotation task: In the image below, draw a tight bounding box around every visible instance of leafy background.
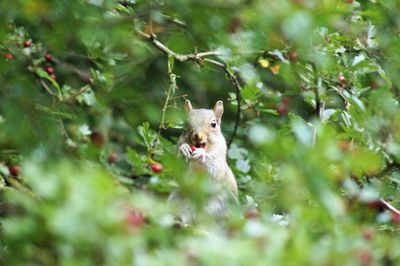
[1,0,400,265]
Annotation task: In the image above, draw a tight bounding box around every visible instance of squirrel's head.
[184,100,224,150]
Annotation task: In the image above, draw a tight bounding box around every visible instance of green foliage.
[1,0,400,265]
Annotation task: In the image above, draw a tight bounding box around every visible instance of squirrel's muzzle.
[190,130,207,149]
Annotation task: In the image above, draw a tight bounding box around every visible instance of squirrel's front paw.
[179,143,192,159]
[191,148,208,162]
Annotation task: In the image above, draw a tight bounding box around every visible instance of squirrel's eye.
[211,122,217,128]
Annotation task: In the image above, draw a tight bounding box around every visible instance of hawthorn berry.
[50,74,57,80]
[107,152,119,163]
[90,132,105,147]
[45,53,53,61]
[4,53,13,60]
[46,67,55,74]
[23,40,32,47]
[287,51,299,61]
[338,74,346,83]
[191,145,196,152]
[362,228,375,241]
[391,213,400,224]
[151,163,163,173]
[9,165,20,176]
[125,210,146,228]
[245,209,260,220]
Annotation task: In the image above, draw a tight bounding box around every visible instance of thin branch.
[51,57,92,82]
[39,79,58,97]
[60,85,91,104]
[158,57,177,134]
[136,29,220,63]
[161,14,187,27]
[380,199,400,216]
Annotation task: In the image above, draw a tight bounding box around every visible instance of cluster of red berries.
[44,52,57,80]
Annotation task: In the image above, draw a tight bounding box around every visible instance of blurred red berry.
[362,228,375,241]
[245,209,260,220]
[358,250,373,266]
[4,53,13,60]
[125,210,146,228]
[191,145,196,152]
[9,165,20,176]
[46,67,55,74]
[366,200,386,212]
[227,17,242,33]
[151,163,163,173]
[107,152,119,163]
[391,213,400,224]
[45,53,53,61]
[338,74,346,82]
[277,104,288,116]
[50,74,57,80]
[287,51,299,61]
[346,0,353,3]
[23,40,32,47]
[90,132,105,147]
[338,140,351,151]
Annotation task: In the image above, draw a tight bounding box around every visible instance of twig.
[161,14,187,27]
[158,56,177,134]
[51,57,92,82]
[225,68,242,148]
[60,85,91,104]
[380,199,400,216]
[136,29,220,63]
[39,79,58,97]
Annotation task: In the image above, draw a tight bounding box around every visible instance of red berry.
[46,67,55,74]
[282,96,291,105]
[125,210,146,228]
[4,53,13,60]
[107,152,118,163]
[346,0,353,3]
[358,250,373,266]
[338,74,346,82]
[277,104,288,116]
[45,53,53,61]
[151,163,163,173]
[90,132,105,147]
[50,74,57,80]
[9,165,20,176]
[362,228,374,241]
[23,40,32,47]
[338,140,351,151]
[245,209,260,220]
[366,200,386,212]
[392,213,400,224]
[287,51,299,61]
[191,145,196,152]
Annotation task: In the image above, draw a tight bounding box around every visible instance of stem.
[158,56,176,134]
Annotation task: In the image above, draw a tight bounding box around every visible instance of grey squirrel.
[169,100,238,223]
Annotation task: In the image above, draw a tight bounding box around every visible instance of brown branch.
[51,57,92,82]
[59,85,91,104]
[39,79,58,97]
[136,29,220,63]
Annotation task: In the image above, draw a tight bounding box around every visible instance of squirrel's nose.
[191,131,206,144]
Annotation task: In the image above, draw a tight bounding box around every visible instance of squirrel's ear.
[213,100,224,122]
[184,100,193,113]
